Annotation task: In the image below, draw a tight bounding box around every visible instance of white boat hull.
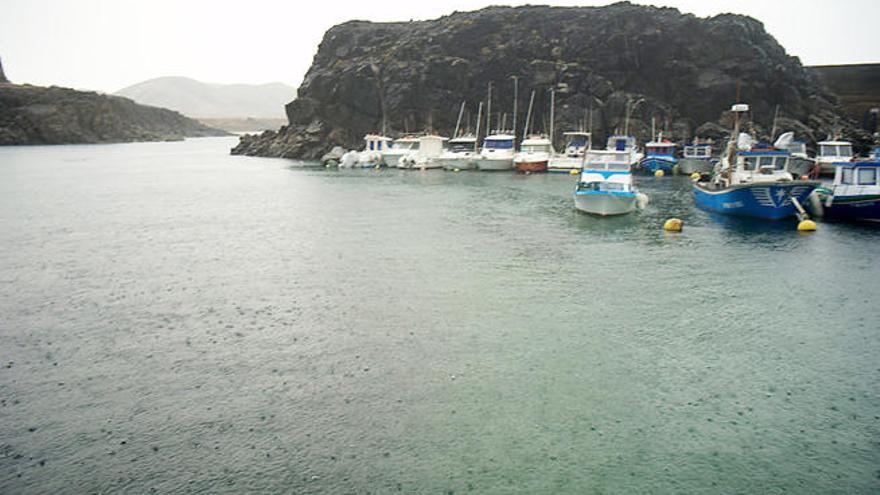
[574,193,637,216]
[476,157,513,171]
[435,157,476,170]
[547,156,583,172]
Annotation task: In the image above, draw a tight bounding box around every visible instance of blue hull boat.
[822,194,880,221]
[640,156,676,174]
[693,182,819,220]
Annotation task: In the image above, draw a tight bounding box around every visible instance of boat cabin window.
[743,157,756,171]
[686,146,709,158]
[579,181,628,192]
[485,139,513,150]
[568,136,588,147]
[758,156,774,168]
[450,142,472,153]
[522,144,551,153]
[615,139,627,151]
[821,144,853,157]
[842,167,854,184]
[775,157,788,170]
[857,167,877,185]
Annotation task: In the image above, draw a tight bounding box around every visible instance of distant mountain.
[116,77,294,119]
[0,83,227,145]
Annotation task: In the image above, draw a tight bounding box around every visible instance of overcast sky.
[1,0,877,93]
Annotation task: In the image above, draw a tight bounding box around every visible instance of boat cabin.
[363,134,392,152]
[738,150,790,172]
[562,132,591,157]
[482,134,515,151]
[818,141,853,161]
[644,141,676,157]
[683,143,712,159]
[784,141,807,157]
[520,136,553,154]
[584,150,632,170]
[607,135,637,152]
[834,161,880,187]
[417,135,448,157]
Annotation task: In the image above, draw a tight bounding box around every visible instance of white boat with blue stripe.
[574,150,647,216]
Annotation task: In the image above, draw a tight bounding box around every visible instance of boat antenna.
[474,101,483,153]
[651,116,656,142]
[770,104,780,142]
[453,101,466,138]
[523,89,536,138]
[511,76,519,143]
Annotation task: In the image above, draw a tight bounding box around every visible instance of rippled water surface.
[1,137,878,493]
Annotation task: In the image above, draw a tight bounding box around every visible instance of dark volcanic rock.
[233,2,861,159]
[0,57,8,84]
[0,84,228,145]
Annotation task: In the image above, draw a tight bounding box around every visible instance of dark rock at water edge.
[232,2,868,159]
[0,84,228,145]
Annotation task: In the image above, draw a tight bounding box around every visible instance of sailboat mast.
[512,76,519,142]
[453,101,466,138]
[523,90,536,138]
[474,101,483,153]
[486,82,493,136]
[549,88,555,147]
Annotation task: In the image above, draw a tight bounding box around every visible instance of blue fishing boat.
[639,140,677,174]
[692,103,819,220]
[813,160,880,222]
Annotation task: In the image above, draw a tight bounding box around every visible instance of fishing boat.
[678,140,715,175]
[476,133,515,171]
[815,139,853,176]
[547,131,591,173]
[574,150,648,216]
[639,138,677,175]
[811,160,880,222]
[399,135,448,169]
[339,134,392,168]
[381,135,420,168]
[435,135,478,170]
[693,103,819,220]
[514,135,553,173]
[605,134,642,166]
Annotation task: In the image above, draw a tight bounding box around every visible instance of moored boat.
[382,136,420,168]
[574,150,647,216]
[812,160,880,222]
[476,133,515,171]
[605,134,642,166]
[399,135,448,169]
[357,134,392,167]
[435,135,478,170]
[693,104,819,221]
[548,131,591,173]
[514,135,553,173]
[639,139,677,175]
[773,132,813,177]
[678,140,715,175]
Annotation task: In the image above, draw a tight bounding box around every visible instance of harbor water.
[1,137,878,493]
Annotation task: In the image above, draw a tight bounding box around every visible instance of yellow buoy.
[453,168,460,173]
[663,218,683,232]
[690,172,701,181]
[569,169,579,175]
[654,169,665,178]
[375,165,381,170]
[797,219,817,232]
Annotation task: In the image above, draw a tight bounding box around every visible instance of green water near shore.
[1,137,878,493]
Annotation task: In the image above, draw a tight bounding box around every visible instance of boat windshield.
[821,144,852,157]
[393,141,419,151]
[485,139,514,150]
[522,144,552,153]
[449,142,473,153]
[684,146,710,158]
[845,166,879,185]
[647,146,674,155]
[567,136,588,147]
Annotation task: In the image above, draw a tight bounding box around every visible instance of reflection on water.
[1,138,878,494]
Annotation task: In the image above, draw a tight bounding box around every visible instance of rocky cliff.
[232,2,863,159]
[808,64,880,135]
[0,84,228,145]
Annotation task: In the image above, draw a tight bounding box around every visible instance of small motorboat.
[811,160,880,222]
[513,135,553,173]
[547,131,591,173]
[476,133,515,171]
[678,140,715,175]
[574,150,648,216]
[639,138,677,175]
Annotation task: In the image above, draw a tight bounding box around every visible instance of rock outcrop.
[808,64,880,136]
[233,3,866,159]
[0,84,228,145]
[0,58,8,84]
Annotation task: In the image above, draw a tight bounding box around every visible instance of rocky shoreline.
[0,83,228,146]
[232,3,868,159]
